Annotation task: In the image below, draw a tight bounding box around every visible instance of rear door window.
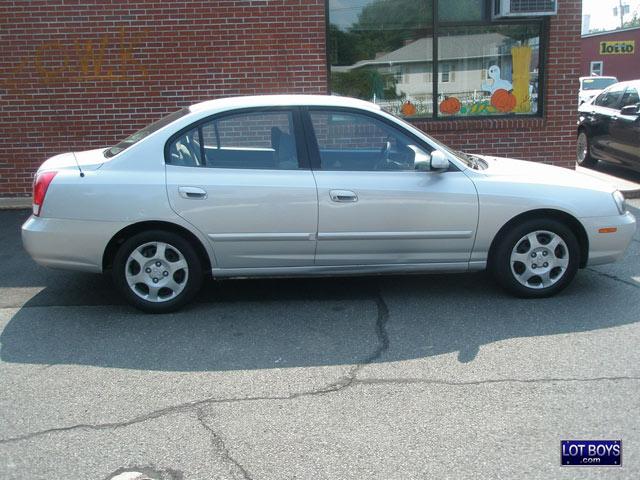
[205,111,299,170]
[166,110,300,170]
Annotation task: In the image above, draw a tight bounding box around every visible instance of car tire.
[577,130,597,167]
[112,230,203,313]
[491,219,580,298]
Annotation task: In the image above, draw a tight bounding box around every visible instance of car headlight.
[613,190,627,215]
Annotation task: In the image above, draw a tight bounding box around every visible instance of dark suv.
[577,80,640,171]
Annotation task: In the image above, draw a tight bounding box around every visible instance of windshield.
[581,78,617,91]
[104,108,189,158]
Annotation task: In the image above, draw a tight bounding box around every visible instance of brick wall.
[0,0,327,197]
[0,0,581,198]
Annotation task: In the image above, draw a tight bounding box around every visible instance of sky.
[583,0,640,32]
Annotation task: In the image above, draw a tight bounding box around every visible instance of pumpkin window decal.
[401,100,417,116]
[490,89,517,113]
[439,97,461,115]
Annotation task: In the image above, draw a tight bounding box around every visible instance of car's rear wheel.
[577,130,597,167]
[113,230,203,313]
[491,219,580,298]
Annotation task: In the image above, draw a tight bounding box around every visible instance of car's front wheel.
[491,219,580,298]
[577,130,597,167]
[112,230,203,313]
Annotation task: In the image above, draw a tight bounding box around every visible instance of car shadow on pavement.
[1,269,638,371]
[1,207,639,371]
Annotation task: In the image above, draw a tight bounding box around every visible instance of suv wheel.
[491,219,580,298]
[577,130,597,167]
[113,230,203,313]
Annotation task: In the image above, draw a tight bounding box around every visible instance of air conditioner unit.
[493,0,557,18]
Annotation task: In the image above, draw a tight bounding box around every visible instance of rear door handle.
[330,189,358,203]
[178,186,207,199]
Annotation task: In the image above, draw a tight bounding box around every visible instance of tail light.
[32,171,57,216]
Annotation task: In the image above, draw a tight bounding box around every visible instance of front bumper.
[21,215,125,273]
[582,211,637,266]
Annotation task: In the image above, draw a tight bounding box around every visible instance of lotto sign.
[600,41,635,55]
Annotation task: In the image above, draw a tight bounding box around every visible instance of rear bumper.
[582,211,637,266]
[21,215,125,273]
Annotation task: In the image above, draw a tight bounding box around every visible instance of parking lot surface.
[1,203,639,479]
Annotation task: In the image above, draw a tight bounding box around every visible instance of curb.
[0,198,30,210]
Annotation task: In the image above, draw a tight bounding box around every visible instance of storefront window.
[327,0,544,119]
[328,0,434,117]
[437,25,540,117]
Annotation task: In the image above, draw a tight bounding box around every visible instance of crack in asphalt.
[196,408,253,480]
[352,375,640,387]
[586,268,640,289]
[0,289,390,446]
[1,375,639,445]
[1,289,639,447]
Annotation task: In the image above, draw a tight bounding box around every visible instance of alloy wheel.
[125,241,189,302]
[509,230,570,289]
[577,132,589,164]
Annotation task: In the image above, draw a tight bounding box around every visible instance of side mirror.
[620,104,639,116]
[407,145,430,171]
[430,150,450,171]
[408,145,450,171]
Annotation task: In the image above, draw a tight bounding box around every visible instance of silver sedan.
[22,95,636,312]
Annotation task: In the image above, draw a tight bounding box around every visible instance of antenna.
[72,152,85,178]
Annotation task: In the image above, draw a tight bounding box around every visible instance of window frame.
[594,84,626,110]
[325,0,549,121]
[164,107,310,170]
[300,106,462,173]
[590,61,604,76]
[621,86,639,108]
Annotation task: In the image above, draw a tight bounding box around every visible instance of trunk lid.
[37,148,109,173]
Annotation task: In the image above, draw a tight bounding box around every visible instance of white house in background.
[333,32,540,102]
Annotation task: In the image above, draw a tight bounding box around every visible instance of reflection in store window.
[437,26,540,117]
[328,0,434,117]
[328,0,543,119]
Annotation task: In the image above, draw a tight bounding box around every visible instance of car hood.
[474,155,616,193]
[37,148,109,173]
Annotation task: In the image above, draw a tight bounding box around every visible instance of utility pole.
[620,0,624,28]
[617,0,627,29]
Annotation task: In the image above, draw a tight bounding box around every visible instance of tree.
[623,12,640,28]
[327,24,358,66]
[348,0,432,61]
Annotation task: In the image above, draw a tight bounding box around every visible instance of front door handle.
[330,189,358,203]
[178,186,207,200]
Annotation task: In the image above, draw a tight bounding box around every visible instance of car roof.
[189,94,382,114]
[616,79,640,88]
[579,76,617,81]
[602,79,640,90]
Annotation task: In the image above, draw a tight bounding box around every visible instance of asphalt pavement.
[1,203,639,479]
